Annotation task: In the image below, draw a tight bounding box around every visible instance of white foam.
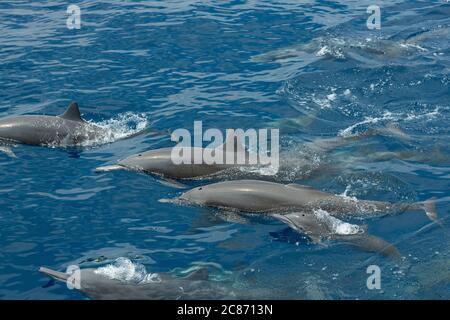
[326,93,337,101]
[338,111,394,137]
[339,185,358,202]
[82,112,150,147]
[315,45,345,59]
[94,257,161,283]
[314,209,361,235]
[316,45,330,57]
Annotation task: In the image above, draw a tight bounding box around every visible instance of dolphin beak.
[39,267,70,282]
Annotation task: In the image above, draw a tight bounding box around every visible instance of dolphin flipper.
[271,213,327,245]
[158,177,188,189]
[0,146,17,158]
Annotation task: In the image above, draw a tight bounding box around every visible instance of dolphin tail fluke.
[39,267,70,282]
[94,164,124,173]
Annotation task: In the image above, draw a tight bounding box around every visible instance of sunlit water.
[0,0,448,299]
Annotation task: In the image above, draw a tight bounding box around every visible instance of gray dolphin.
[0,102,104,147]
[95,147,234,178]
[95,134,257,179]
[39,266,266,300]
[94,128,383,180]
[179,180,438,222]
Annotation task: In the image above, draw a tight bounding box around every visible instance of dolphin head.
[118,153,149,171]
[117,148,172,172]
[180,185,213,205]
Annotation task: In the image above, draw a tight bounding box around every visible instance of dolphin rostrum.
[179,180,438,222]
[39,264,266,300]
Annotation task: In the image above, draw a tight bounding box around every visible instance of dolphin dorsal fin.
[216,132,247,154]
[184,268,209,281]
[59,102,83,122]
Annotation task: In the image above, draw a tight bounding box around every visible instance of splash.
[338,111,394,137]
[94,257,161,284]
[82,112,150,147]
[338,106,444,138]
[315,44,345,59]
[314,209,361,235]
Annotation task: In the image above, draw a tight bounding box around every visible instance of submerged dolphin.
[0,102,103,147]
[251,29,445,64]
[179,180,438,221]
[272,211,401,259]
[39,265,266,300]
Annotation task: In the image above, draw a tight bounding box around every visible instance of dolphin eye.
[138,154,142,157]
[302,214,305,217]
[198,187,202,190]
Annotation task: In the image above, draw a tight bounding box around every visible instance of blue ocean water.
[0,0,449,299]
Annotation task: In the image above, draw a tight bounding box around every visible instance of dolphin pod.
[39,266,267,300]
[0,102,103,147]
[8,98,435,297]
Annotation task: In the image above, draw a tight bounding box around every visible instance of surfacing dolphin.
[39,265,265,300]
[95,134,259,179]
[179,180,438,222]
[0,102,149,149]
[0,102,103,146]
